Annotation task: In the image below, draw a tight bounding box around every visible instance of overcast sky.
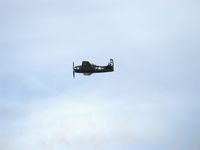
[1,0,200,150]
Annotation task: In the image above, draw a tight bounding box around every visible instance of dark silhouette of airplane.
[73,59,114,78]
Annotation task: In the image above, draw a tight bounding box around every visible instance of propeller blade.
[73,62,75,79]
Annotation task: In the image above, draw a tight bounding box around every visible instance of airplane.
[73,59,114,78]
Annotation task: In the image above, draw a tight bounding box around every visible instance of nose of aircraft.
[74,66,80,71]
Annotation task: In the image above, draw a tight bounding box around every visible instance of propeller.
[73,62,75,79]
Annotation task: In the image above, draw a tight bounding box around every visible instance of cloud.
[1,0,200,150]
[1,90,200,150]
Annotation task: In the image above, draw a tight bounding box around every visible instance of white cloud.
[1,0,200,150]
[1,90,199,150]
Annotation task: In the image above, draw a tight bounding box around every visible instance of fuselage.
[74,64,113,73]
[73,59,114,76]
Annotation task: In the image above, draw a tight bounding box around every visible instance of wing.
[81,61,93,71]
[83,73,92,75]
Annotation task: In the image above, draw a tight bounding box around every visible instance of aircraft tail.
[108,59,114,71]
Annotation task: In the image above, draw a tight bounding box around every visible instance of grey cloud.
[1,0,200,150]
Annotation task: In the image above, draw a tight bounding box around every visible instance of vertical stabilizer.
[108,59,114,71]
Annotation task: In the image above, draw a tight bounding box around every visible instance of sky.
[0,0,200,150]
